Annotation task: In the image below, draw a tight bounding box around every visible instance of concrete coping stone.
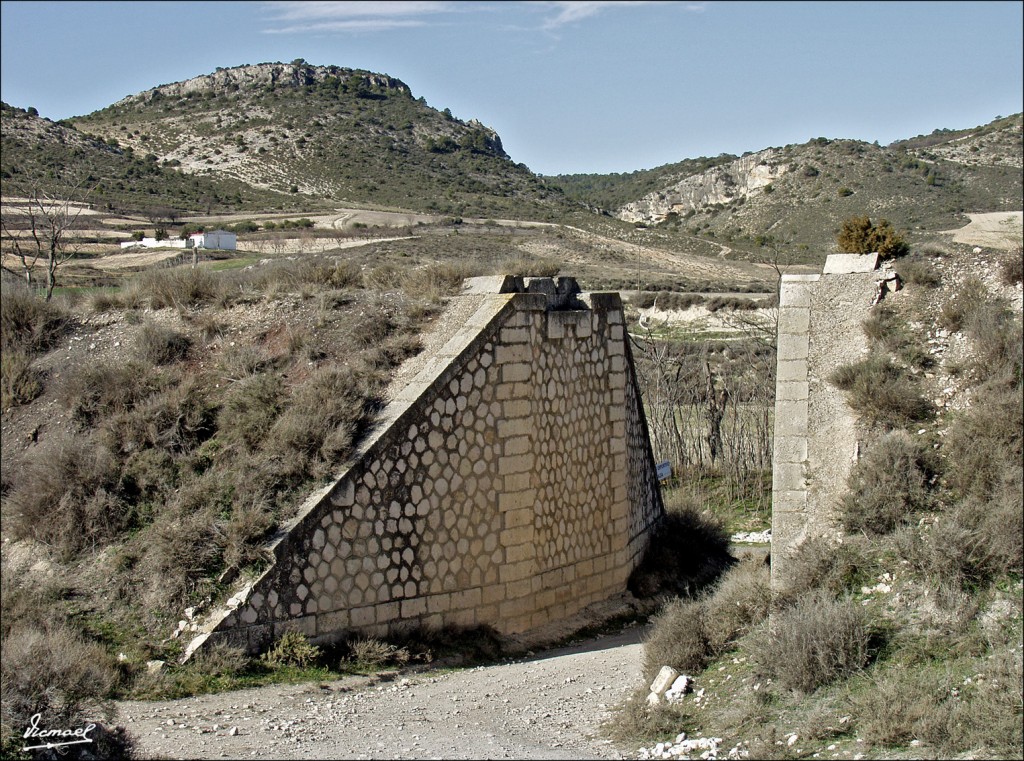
[781,274,822,283]
[822,253,880,275]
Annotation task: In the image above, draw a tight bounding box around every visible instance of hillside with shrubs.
[613,239,1023,760]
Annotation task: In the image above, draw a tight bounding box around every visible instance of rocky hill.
[0,102,296,216]
[552,114,1023,262]
[65,61,570,220]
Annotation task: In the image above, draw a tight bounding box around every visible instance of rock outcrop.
[617,149,790,224]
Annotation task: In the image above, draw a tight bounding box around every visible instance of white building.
[188,230,237,250]
[120,237,186,249]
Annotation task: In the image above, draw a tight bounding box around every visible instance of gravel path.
[118,626,646,760]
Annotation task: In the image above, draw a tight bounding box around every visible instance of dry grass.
[135,322,192,365]
[840,430,937,535]
[641,557,770,681]
[4,432,131,560]
[750,590,871,694]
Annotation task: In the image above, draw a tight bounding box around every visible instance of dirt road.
[117,626,646,760]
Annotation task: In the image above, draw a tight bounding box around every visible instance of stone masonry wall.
[186,278,664,656]
[771,255,882,591]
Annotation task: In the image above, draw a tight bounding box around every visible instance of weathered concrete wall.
[186,277,664,656]
[771,255,881,591]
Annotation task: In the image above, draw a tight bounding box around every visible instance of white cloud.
[537,1,706,30]
[260,1,455,33]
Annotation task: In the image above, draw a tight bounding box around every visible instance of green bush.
[836,216,909,259]
[261,631,321,668]
[829,355,932,427]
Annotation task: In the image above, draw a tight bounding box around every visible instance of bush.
[841,430,937,534]
[836,216,909,260]
[261,631,321,668]
[126,267,221,310]
[0,281,69,353]
[217,374,285,452]
[345,638,411,670]
[58,360,160,425]
[627,496,733,599]
[751,590,871,693]
[893,257,941,288]
[136,322,192,365]
[829,355,932,427]
[775,536,874,602]
[1,349,43,408]
[5,433,130,559]
[997,245,1023,285]
[938,277,986,332]
[0,623,133,760]
[945,369,1022,503]
[853,649,1023,756]
[641,558,770,680]
[861,305,931,369]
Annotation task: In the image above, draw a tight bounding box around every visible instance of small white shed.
[188,230,237,250]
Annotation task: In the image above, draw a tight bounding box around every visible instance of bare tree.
[1,183,89,300]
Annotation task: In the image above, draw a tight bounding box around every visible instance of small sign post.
[656,461,672,482]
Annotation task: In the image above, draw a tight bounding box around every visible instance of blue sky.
[1,1,1021,175]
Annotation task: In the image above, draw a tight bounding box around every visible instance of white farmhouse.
[188,230,237,250]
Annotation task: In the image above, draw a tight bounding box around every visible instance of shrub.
[217,374,285,452]
[345,638,411,670]
[642,597,712,678]
[836,216,909,259]
[841,430,937,534]
[751,590,871,693]
[58,360,160,425]
[945,370,1022,503]
[627,496,733,599]
[0,624,133,760]
[861,304,932,369]
[641,557,770,680]
[937,277,986,332]
[0,281,69,353]
[853,649,1023,756]
[893,257,941,288]
[261,631,321,668]
[829,355,932,427]
[126,267,221,310]
[777,536,874,602]
[997,245,1023,285]
[5,433,130,559]
[0,350,43,408]
[135,322,192,365]
[267,365,383,481]
[104,379,216,455]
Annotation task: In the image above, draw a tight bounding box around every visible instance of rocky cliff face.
[113,62,412,106]
[617,149,791,224]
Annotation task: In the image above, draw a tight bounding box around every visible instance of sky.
[1,1,1022,176]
